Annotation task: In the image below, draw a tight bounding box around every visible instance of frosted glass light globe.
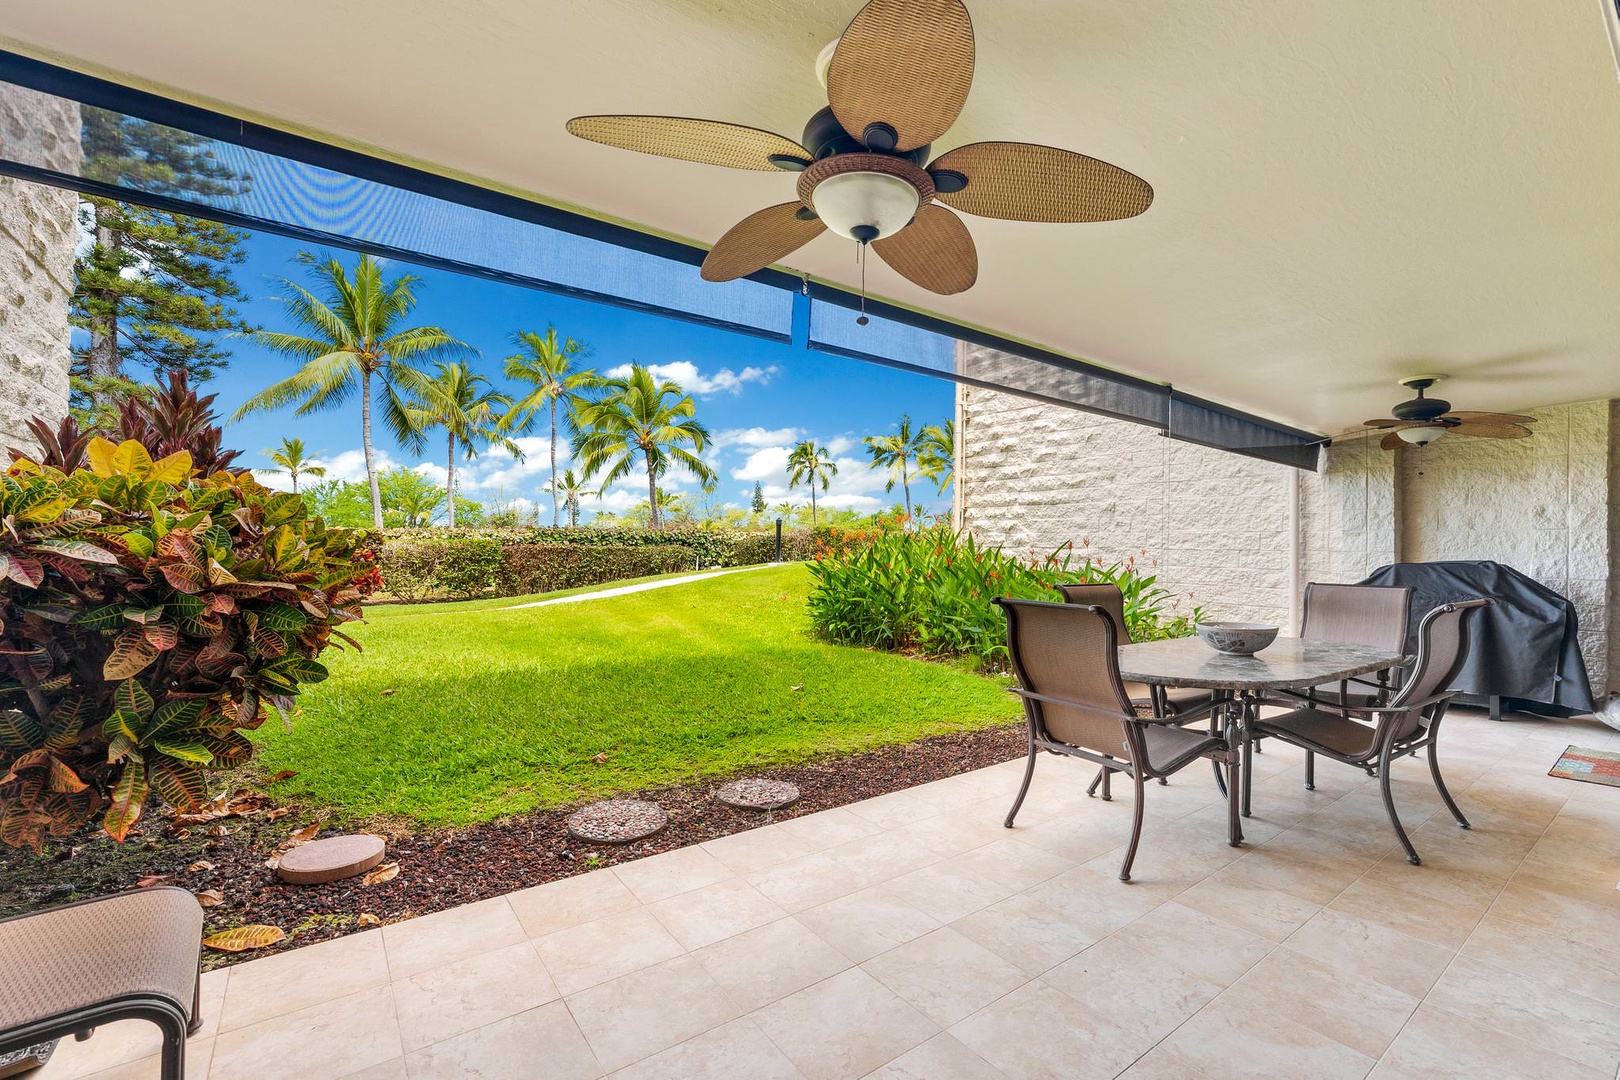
[1396,426,1445,446]
[811,171,920,242]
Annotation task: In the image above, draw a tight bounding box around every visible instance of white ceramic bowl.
[1196,622,1280,656]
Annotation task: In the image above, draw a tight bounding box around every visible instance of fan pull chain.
[856,242,870,326]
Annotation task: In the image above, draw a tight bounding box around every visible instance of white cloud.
[713,426,802,449]
[732,446,791,482]
[826,435,857,456]
[603,360,777,396]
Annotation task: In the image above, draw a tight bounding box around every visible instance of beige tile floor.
[33,708,1620,1080]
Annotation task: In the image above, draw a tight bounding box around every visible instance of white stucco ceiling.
[5,0,1620,434]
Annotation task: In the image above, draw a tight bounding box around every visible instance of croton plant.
[0,419,373,849]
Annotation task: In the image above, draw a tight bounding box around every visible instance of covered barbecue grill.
[1357,561,1596,718]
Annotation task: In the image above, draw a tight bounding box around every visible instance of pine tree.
[751,481,767,515]
[70,108,256,423]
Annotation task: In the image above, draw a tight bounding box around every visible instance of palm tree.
[265,436,325,494]
[571,364,717,529]
[555,468,594,528]
[505,327,594,527]
[786,440,838,528]
[863,414,927,524]
[234,253,472,528]
[404,360,520,528]
[917,419,955,493]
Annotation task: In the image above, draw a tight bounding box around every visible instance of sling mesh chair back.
[1054,583,1216,721]
[997,598,1238,881]
[0,887,204,1080]
[1249,598,1490,865]
[1298,583,1414,707]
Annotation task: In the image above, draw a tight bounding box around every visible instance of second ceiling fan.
[566,0,1154,298]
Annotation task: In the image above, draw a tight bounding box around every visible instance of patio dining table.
[1116,636,1406,835]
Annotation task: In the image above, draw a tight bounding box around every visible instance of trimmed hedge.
[374,526,848,601]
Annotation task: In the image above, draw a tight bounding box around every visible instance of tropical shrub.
[369,526,863,601]
[502,543,693,595]
[806,525,1201,667]
[0,439,372,848]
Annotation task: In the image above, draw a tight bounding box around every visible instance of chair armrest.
[1007,686,1143,725]
[1313,691,1456,720]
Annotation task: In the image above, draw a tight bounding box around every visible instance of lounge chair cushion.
[0,887,202,1034]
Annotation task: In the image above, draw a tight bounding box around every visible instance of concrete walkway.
[502,564,775,610]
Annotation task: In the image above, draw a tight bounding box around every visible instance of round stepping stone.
[567,799,667,844]
[714,778,801,811]
[276,834,387,885]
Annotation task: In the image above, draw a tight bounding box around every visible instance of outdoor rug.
[1548,745,1620,787]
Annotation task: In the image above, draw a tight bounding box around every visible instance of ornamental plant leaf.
[147,452,194,486]
[201,925,286,952]
[76,604,131,632]
[113,678,154,719]
[104,628,161,680]
[102,766,148,842]
[30,539,119,565]
[148,755,209,807]
[151,739,213,765]
[46,756,87,793]
[0,711,45,751]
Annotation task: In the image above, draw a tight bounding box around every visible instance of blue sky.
[203,229,956,521]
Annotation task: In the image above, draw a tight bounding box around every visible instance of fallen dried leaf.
[265,807,291,821]
[207,824,229,838]
[187,860,214,873]
[169,828,191,840]
[266,769,298,784]
[379,689,396,697]
[590,752,609,764]
[135,874,170,888]
[790,685,803,691]
[286,823,319,845]
[196,889,224,907]
[263,856,280,870]
[355,913,381,927]
[362,862,400,886]
[202,925,285,952]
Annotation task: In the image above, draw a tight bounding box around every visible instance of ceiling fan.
[1353,376,1535,449]
[564,0,1153,304]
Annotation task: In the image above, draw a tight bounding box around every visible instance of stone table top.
[1116,636,1405,691]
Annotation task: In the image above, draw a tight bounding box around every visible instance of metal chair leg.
[1087,767,1105,797]
[1119,769,1146,882]
[1004,743,1038,828]
[1378,741,1421,865]
[1100,758,1113,801]
[1240,728,1254,818]
[1428,735,1470,829]
[1304,750,1315,791]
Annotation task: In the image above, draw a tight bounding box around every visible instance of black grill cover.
[1358,561,1595,717]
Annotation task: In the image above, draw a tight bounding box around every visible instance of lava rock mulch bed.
[0,725,1024,969]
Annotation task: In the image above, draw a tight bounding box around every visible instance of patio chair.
[0,887,204,1080]
[997,597,1240,882]
[1055,583,1219,721]
[1246,598,1490,865]
[1276,582,1413,790]
[1298,582,1414,708]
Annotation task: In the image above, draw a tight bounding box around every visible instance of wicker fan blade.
[1443,411,1537,425]
[927,142,1153,222]
[1449,421,1533,439]
[565,116,810,171]
[701,203,826,282]
[870,205,977,294]
[826,0,974,153]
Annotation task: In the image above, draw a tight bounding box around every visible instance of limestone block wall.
[955,375,1301,627]
[0,86,78,454]
[955,339,1617,699]
[1397,400,1614,693]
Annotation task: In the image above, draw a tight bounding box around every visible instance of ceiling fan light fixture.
[811,170,921,242]
[1396,426,1445,447]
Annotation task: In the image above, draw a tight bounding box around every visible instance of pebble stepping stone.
[276,834,387,885]
[714,778,801,811]
[567,799,668,844]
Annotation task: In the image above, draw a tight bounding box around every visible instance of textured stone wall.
[0,86,79,454]
[1398,400,1614,694]
[955,347,1301,627]
[956,338,1617,700]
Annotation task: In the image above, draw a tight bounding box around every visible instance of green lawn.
[254,564,1020,826]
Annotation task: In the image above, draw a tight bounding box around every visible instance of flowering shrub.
[0,439,373,848]
[806,525,1200,667]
